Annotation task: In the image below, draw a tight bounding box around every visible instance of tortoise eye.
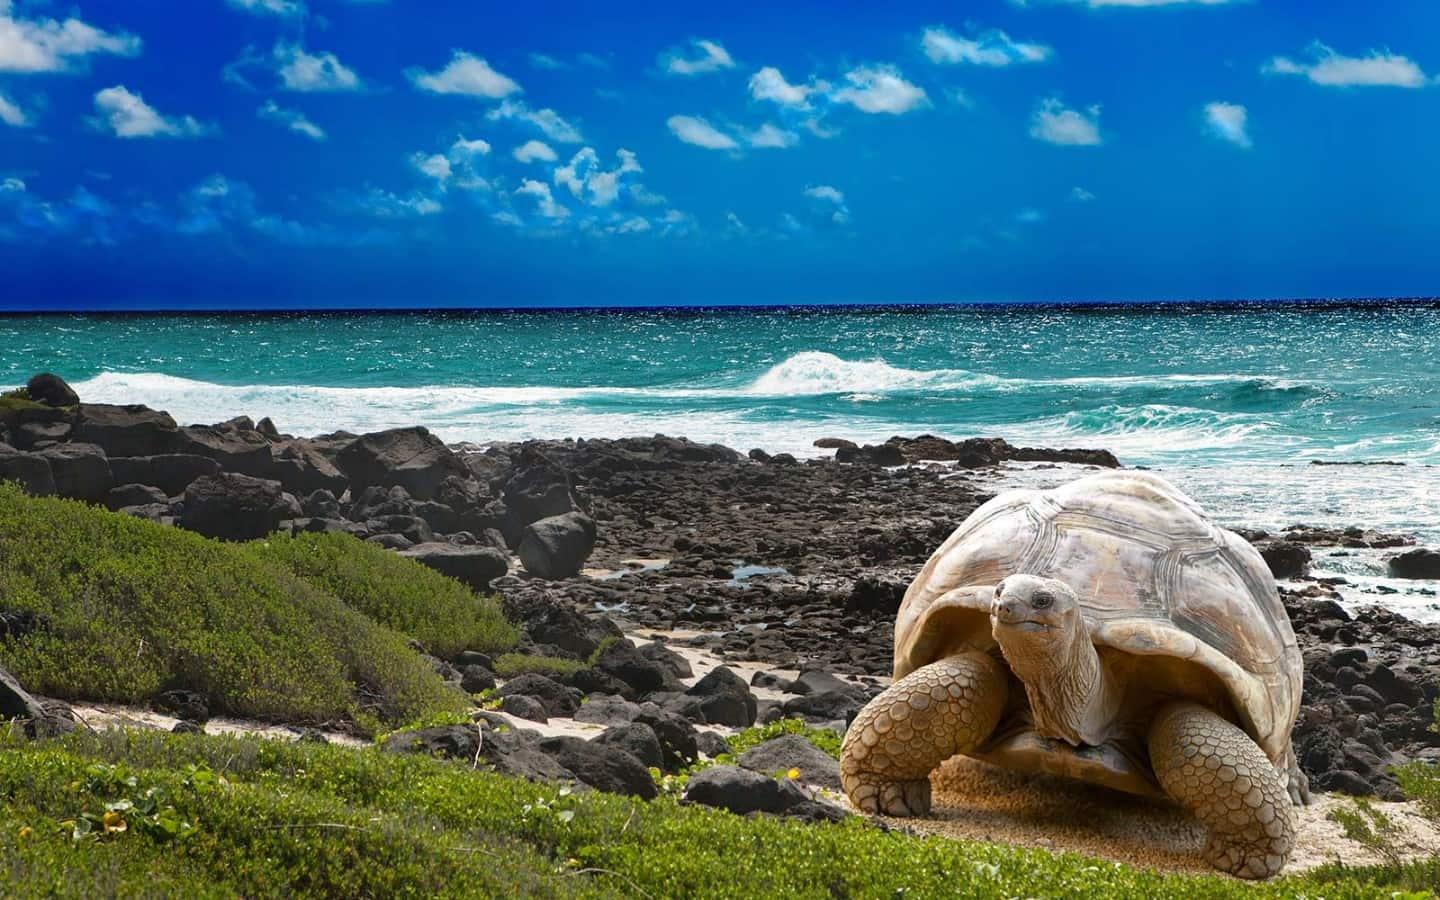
[1031,592,1054,610]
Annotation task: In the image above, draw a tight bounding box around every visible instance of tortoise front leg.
[840,652,1007,817]
[1148,702,1296,879]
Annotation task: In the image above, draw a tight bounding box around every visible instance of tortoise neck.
[997,615,1120,747]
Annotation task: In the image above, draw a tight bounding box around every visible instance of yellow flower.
[786,767,801,780]
[17,826,32,840]
[101,810,127,834]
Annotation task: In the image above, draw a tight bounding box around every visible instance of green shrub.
[493,653,583,679]
[251,532,518,658]
[0,727,1432,899]
[725,718,843,760]
[0,486,464,731]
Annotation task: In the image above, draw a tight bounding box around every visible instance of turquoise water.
[4,303,1440,619]
[4,303,1437,466]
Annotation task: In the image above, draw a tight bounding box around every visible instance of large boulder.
[1258,540,1311,580]
[494,673,581,718]
[0,663,47,721]
[336,427,469,501]
[397,543,508,592]
[36,442,112,503]
[682,765,813,815]
[105,483,169,511]
[593,639,676,696]
[271,440,348,497]
[180,473,288,540]
[25,373,79,408]
[0,446,55,495]
[537,736,657,799]
[523,604,623,659]
[73,404,179,457]
[737,735,842,790]
[174,425,275,477]
[108,454,222,496]
[593,723,665,770]
[12,420,71,450]
[500,457,581,546]
[1389,548,1440,580]
[518,512,597,580]
[634,705,700,771]
[687,666,757,727]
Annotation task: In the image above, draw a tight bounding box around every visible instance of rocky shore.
[2,372,1437,807]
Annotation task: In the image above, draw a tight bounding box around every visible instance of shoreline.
[2,382,1437,805]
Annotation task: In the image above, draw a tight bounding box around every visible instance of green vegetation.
[723,718,843,760]
[251,531,518,657]
[493,653,585,679]
[0,485,464,732]
[0,727,1434,899]
[1329,797,1403,867]
[0,387,58,425]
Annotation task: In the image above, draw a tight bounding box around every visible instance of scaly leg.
[1148,702,1295,879]
[840,652,1007,817]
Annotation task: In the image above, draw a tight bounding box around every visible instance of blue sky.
[1,0,1438,309]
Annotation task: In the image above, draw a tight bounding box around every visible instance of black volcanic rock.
[337,427,469,501]
[180,472,288,541]
[73,404,179,457]
[518,512,597,579]
[1389,548,1440,580]
[109,454,222,496]
[25,373,79,408]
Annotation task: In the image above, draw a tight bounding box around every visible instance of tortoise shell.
[894,470,1302,764]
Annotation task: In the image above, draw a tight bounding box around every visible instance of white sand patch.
[68,703,367,747]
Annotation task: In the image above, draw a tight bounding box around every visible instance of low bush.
[252,532,518,658]
[0,485,463,731]
[492,653,584,679]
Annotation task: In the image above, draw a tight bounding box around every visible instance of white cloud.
[803,184,850,224]
[410,51,520,97]
[831,65,928,115]
[450,136,490,158]
[274,43,362,92]
[516,179,569,219]
[0,2,140,74]
[921,27,1052,66]
[1203,101,1251,148]
[1264,42,1428,88]
[667,114,738,150]
[1015,207,1046,223]
[411,152,452,185]
[513,139,557,163]
[1029,97,1102,145]
[528,52,564,70]
[1071,185,1096,201]
[355,187,442,218]
[0,91,26,127]
[554,147,643,206]
[258,99,325,140]
[486,99,582,143]
[92,86,209,139]
[662,39,734,76]
[1,176,23,192]
[745,123,798,149]
[749,66,821,107]
[227,0,306,18]
[614,216,650,234]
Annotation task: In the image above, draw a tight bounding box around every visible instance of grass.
[0,485,464,732]
[250,532,519,658]
[0,726,1435,899]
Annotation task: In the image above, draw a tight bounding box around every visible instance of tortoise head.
[990,574,1080,637]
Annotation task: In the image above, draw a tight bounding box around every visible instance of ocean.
[4,302,1438,619]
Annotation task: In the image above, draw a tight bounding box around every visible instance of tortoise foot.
[842,773,932,817]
